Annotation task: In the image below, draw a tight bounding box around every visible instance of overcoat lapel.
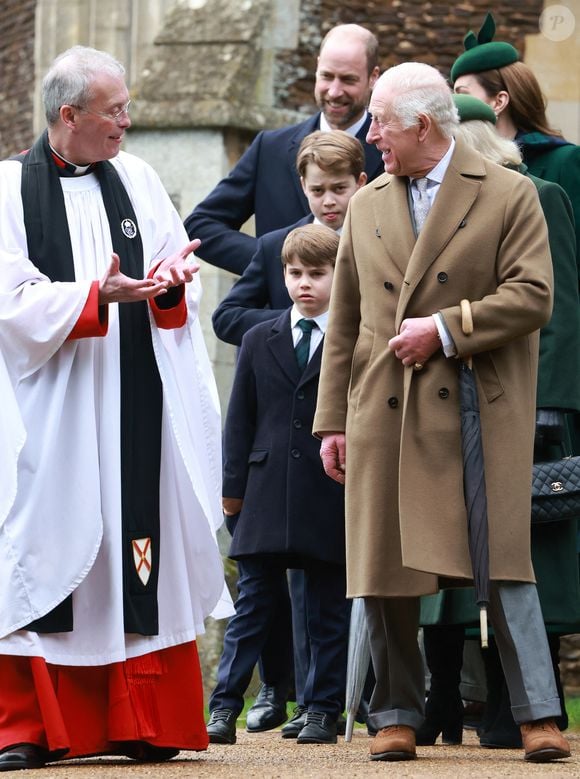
[300,341,322,386]
[267,310,301,384]
[266,309,322,386]
[395,141,486,330]
[371,175,416,279]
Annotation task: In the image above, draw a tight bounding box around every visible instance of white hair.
[456,121,522,167]
[376,62,459,138]
[42,46,125,125]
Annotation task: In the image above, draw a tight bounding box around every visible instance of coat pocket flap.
[248,449,268,464]
[474,352,504,403]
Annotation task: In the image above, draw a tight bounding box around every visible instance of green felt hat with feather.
[450,12,519,84]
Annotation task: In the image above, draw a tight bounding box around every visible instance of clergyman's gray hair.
[378,62,459,139]
[42,46,125,126]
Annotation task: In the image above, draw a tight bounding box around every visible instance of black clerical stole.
[17,131,161,636]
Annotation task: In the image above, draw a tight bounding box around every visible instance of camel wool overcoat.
[313,137,553,598]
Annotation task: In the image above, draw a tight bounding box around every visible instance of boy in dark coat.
[207,225,349,745]
[212,130,367,346]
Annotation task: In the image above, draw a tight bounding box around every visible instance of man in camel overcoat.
[313,62,571,765]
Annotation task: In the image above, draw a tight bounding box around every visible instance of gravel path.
[3,729,579,778]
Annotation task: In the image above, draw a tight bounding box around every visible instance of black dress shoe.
[418,625,464,746]
[479,684,522,749]
[296,711,338,744]
[480,727,522,749]
[0,743,49,771]
[281,705,307,738]
[120,741,180,762]
[416,687,463,745]
[246,685,287,732]
[207,709,238,744]
[463,700,485,730]
[336,714,346,736]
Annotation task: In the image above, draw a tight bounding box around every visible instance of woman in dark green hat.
[450,12,580,290]
[419,92,580,750]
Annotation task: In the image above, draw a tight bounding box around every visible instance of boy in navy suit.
[207,225,349,745]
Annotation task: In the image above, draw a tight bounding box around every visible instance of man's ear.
[60,104,78,129]
[369,65,380,89]
[416,113,431,142]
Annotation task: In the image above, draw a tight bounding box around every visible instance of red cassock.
[0,643,208,759]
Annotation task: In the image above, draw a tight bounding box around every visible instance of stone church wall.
[0,0,36,158]
[276,0,545,116]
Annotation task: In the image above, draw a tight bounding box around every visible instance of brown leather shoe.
[369,725,416,761]
[520,719,571,762]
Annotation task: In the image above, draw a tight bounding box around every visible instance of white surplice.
[0,150,232,665]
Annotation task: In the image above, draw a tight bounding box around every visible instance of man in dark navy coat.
[184,23,382,275]
[206,225,349,746]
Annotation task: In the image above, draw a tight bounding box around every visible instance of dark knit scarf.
[17,130,161,635]
[515,130,572,164]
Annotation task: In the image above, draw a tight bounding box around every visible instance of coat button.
[291,448,301,459]
[388,396,398,408]
[437,272,448,283]
[438,387,450,399]
[296,390,305,400]
[384,281,394,291]
[293,419,303,429]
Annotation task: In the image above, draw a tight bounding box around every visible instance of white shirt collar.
[410,137,456,186]
[313,216,342,236]
[319,111,367,138]
[290,306,329,334]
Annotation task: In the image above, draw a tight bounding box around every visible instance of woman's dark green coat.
[520,133,580,456]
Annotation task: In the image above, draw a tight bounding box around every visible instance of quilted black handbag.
[531,456,580,524]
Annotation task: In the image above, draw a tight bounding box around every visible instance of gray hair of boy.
[42,46,125,126]
[455,120,522,168]
[377,62,459,139]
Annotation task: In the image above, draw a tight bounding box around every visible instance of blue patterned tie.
[295,319,316,371]
[413,177,430,233]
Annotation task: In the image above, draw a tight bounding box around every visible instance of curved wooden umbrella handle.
[460,298,474,335]
[460,299,474,370]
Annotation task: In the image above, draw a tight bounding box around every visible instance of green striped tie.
[295,319,316,371]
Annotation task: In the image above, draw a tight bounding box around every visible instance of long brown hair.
[473,61,563,138]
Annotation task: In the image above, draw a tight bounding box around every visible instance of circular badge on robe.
[121,218,137,239]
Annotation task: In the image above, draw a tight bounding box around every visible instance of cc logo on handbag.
[550,481,565,493]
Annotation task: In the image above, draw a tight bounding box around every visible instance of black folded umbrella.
[459,300,490,648]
